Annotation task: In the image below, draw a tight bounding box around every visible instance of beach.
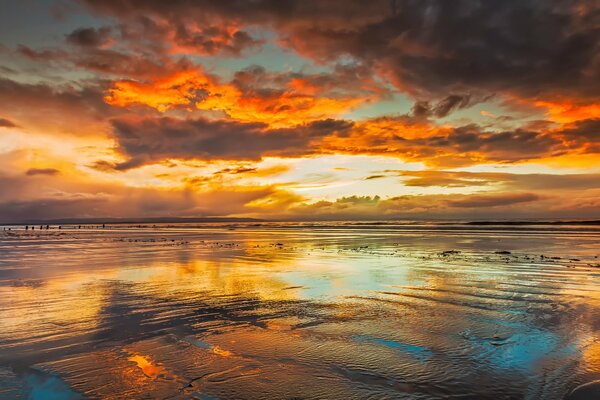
[1,222,599,399]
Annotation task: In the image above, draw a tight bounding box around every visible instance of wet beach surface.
[0,223,599,399]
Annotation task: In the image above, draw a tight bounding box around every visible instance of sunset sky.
[0,0,599,221]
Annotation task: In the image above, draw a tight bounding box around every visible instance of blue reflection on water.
[24,370,82,400]
[466,326,576,372]
[354,335,433,362]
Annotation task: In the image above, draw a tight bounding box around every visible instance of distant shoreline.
[0,217,263,225]
[465,220,600,225]
[1,218,599,226]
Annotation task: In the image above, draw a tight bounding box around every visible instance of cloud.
[73,49,187,79]
[533,99,600,124]
[558,118,600,151]
[0,197,109,222]
[280,192,551,220]
[75,3,265,58]
[324,117,600,167]
[104,67,374,127]
[0,118,17,128]
[364,175,386,180]
[1,0,597,223]
[232,64,391,100]
[109,116,352,169]
[392,170,600,190]
[0,77,116,136]
[17,32,196,81]
[394,170,497,188]
[280,191,600,221]
[1,160,599,222]
[66,26,113,48]
[169,23,264,56]
[105,110,598,169]
[445,192,541,208]
[26,168,60,176]
[420,125,559,161]
[0,173,285,223]
[63,13,263,59]
[411,94,475,119]
[17,45,66,61]
[87,160,118,172]
[8,71,593,171]
[80,0,600,103]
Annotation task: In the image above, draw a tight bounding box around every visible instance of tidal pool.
[1,222,599,399]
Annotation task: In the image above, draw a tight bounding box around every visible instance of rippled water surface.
[1,223,599,399]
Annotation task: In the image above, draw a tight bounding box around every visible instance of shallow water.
[0,223,599,399]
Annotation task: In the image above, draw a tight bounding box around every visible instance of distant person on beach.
[25,225,28,230]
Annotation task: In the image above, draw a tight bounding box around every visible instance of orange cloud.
[534,99,600,123]
[105,70,214,112]
[104,69,366,127]
[320,114,600,168]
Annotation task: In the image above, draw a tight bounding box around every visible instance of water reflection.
[0,224,599,399]
[127,353,170,380]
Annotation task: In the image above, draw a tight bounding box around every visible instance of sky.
[0,0,599,222]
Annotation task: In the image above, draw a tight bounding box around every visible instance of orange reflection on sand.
[127,354,169,380]
[212,345,233,357]
[582,339,600,372]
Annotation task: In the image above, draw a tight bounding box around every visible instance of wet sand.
[0,222,599,399]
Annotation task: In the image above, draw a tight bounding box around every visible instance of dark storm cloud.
[110,116,353,169]
[80,0,600,101]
